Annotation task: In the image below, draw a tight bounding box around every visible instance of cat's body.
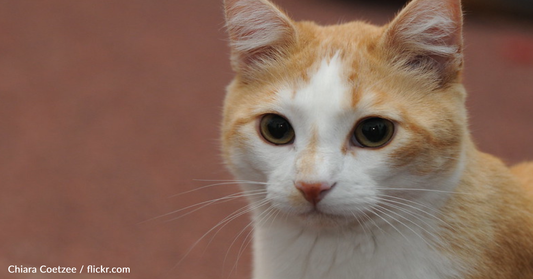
[220,0,533,278]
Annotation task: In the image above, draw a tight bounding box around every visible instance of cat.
[220,0,533,278]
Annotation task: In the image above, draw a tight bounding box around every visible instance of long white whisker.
[170,180,267,198]
[227,205,277,278]
[377,195,449,226]
[172,198,269,273]
[220,199,270,265]
[164,190,267,223]
[379,194,440,215]
[376,198,439,236]
[235,206,289,273]
[370,207,410,243]
[352,211,366,230]
[204,198,269,251]
[139,193,244,225]
[376,187,475,195]
[357,208,386,236]
[209,198,269,258]
[373,204,436,248]
[376,197,437,225]
[192,179,267,183]
[378,194,467,233]
[351,210,370,239]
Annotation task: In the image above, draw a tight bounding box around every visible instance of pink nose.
[295,181,334,205]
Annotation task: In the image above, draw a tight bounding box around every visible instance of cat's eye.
[259,114,295,145]
[352,117,395,148]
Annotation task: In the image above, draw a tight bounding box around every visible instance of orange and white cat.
[220,0,533,278]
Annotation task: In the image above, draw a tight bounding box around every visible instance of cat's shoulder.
[511,162,533,193]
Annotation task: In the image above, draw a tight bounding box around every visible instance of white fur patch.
[253,219,460,279]
[274,53,352,181]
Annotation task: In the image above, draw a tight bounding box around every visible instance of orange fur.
[440,150,533,278]
[511,162,533,194]
[295,127,319,177]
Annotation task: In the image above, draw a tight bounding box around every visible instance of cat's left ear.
[381,0,463,87]
[224,0,297,76]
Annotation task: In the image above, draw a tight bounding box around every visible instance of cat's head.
[221,0,468,228]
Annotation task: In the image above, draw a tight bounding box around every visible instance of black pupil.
[362,119,388,143]
[268,117,290,139]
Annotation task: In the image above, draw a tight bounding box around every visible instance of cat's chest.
[252,221,461,279]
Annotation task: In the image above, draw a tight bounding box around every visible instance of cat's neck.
[251,208,462,279]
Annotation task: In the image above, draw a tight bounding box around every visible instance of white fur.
[228,54,466,278]
[253,219,457,279]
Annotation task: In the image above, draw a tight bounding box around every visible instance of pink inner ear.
[384,0,463,85]
[225,0,267,42]
[224,0,296,72]
[418,0,462,48]
[392,0,462,51]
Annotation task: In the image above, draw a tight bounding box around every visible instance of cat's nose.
[295,181,335,205]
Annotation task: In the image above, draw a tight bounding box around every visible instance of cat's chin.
[293,209,356,229]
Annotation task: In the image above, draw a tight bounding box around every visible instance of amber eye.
[353,117,395,148]
[259,114,295,145]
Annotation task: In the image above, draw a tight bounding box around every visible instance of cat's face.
[222,0,467,228]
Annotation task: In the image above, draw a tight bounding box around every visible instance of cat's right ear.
[224,0,297,76]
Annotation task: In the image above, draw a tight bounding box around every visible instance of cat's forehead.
[279,53,351,110]
[273,51,400,122]
[296,21,383,49]
[267,23,398,116]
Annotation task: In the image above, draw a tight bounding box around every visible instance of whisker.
[209,198,269,255]
[376,198,439,236]
[352,211,367,233]
[193,179,267,183]
[235,206,290,272]
[378,194,439,214]
[164,190,267,223]
[227,205,277,278]
[390,195,468,233]
[377,194,469,233]
[221,200,270,260]
[375,187,475,195]
[139,190,266,225]
[351,210,370,239]
[369,207,410,242]
[356,208,386,236]
[377,195,450,226]
[173,198,270,273]
[373,204,437,249]
[170,179,267,198]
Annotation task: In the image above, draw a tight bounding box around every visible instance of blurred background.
[0,0,531,278]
